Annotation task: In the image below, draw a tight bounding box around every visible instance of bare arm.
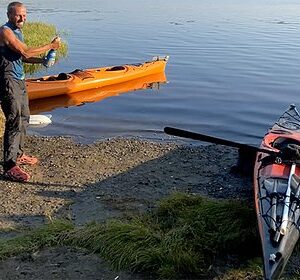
[22,57,44,64]
[1,27,60,59]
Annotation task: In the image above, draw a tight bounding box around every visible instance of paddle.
[164,126,279,155]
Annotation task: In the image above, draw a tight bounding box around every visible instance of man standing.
[0,2,60,182]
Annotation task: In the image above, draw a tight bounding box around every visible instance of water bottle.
[43,49,56,68]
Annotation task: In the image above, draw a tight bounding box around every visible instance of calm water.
[2,0,300,145]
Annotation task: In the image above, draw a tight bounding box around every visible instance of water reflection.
[29,72,167,114]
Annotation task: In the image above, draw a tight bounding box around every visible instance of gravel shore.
[0,135,253,279]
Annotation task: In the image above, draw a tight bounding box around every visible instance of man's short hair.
[7,2,24,15]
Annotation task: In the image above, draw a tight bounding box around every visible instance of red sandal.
[4,166,30,182]
[17,154,38,165]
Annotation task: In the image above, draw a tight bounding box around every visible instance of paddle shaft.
[164,127,278,155]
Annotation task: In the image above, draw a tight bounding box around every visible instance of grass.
[62,193,261,279]
[0,192,282,279]
[23,21,68,74]
[0,220,73,260]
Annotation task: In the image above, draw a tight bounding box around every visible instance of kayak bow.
[254,104,300,280]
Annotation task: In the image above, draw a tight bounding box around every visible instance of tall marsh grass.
[63,193,261,279]
[0,220,73,260]
[0,193,274,279]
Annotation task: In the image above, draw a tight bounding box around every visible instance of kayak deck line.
[254,104,300,280]
[26,56,169,100]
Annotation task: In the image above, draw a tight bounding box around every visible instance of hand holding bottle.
[43,36,61,67]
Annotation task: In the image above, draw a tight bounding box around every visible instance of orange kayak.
[29,72,167,114]
[26,56,169,100]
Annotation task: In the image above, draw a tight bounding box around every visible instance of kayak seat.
[70,69,94,80]
[272,137,300,149]
[106,66,126,71]
[260,138,300,167]
[272,137,300,163]
[57,73,69,80]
